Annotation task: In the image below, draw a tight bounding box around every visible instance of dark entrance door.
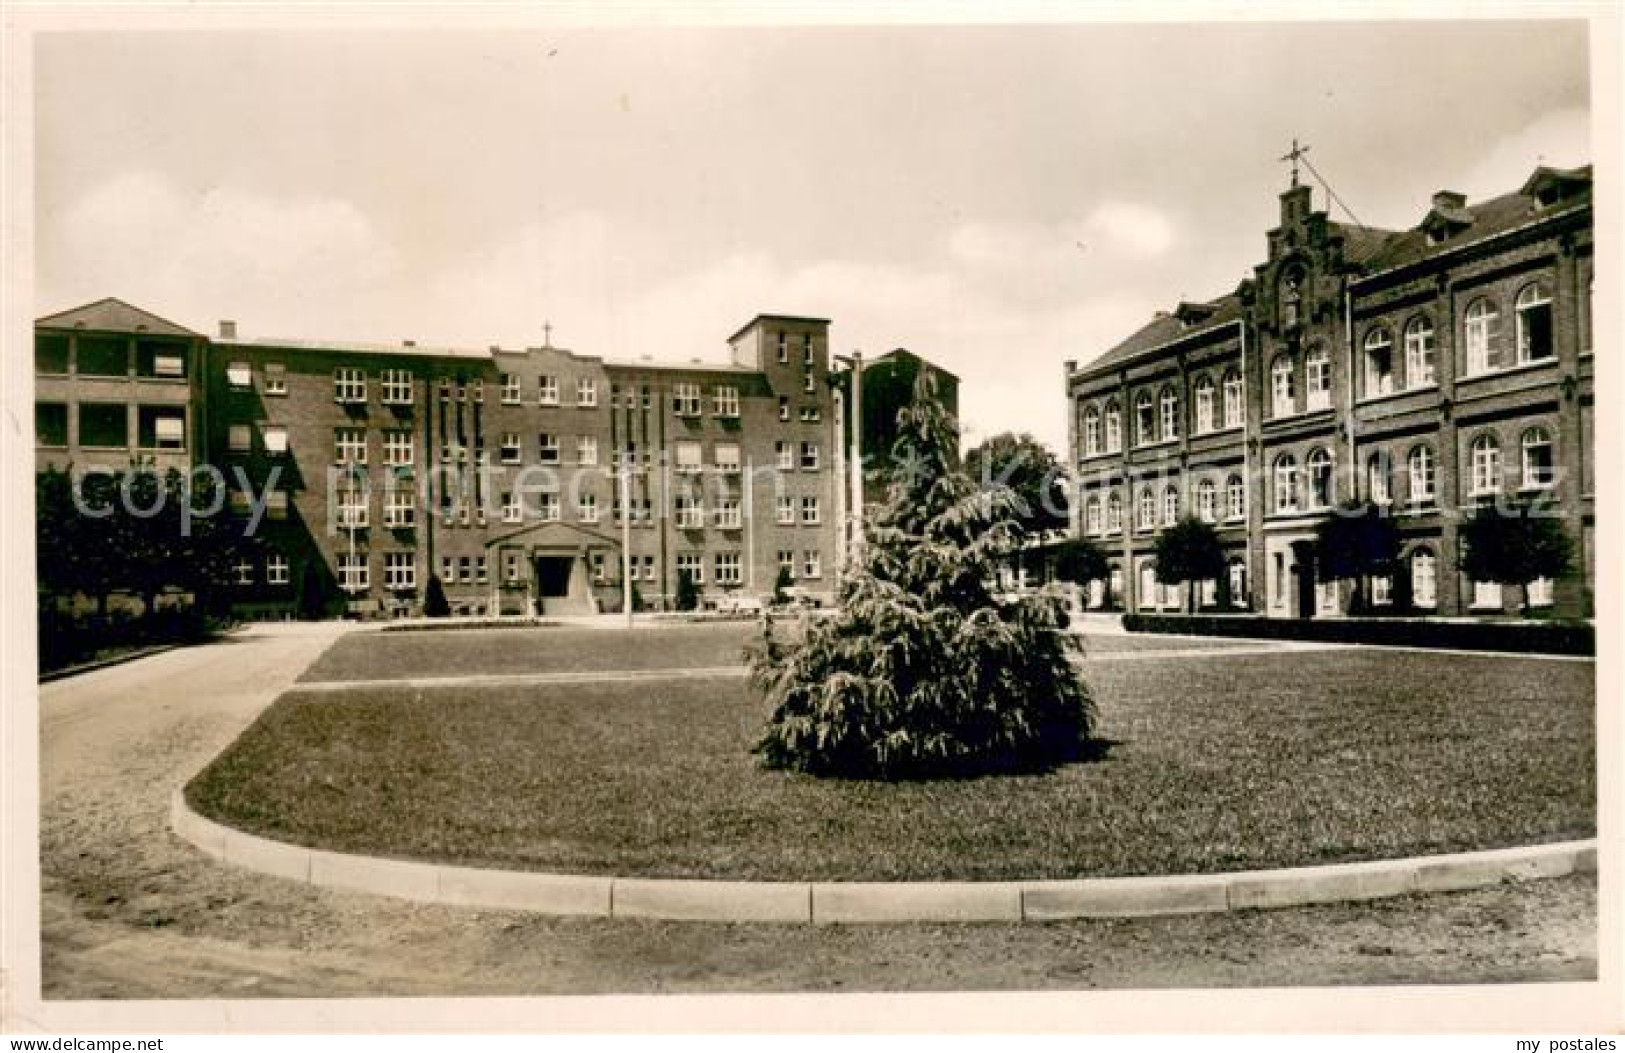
[535,556,572,598]
[1291,541,1316,619]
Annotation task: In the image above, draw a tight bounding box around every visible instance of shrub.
[1152,516,1225,613]
[1458,499,1575,615]
[771,565,793,607]
[751,372,1098,780]
[1122,613,1592,656]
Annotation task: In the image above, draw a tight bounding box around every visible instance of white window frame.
[1226,475,1246,521]
[1104,403,1122,452]
[500,432,522,465]
[380,368,413,405]
[802,549,822,579]
[501,373,522,404]
[1161,486,1178,527]
[1465,298,1501,375]
[1515,281,1555,364]
[1411,549,1437,608]
[1305,347,1332,410]
[1135,392,1155,446]
[338,553,368,593]
[1306,448,1334,509]
[677,553,704,584]
[800,442,820,471]
[714,552,743,586]
[384,487,415,528]
[577,436,598,465]
[673,383,702,416]
[1085,496,1102,535]
[676,495,704,530]
[578,493,600,523]
[537,433,560,465]
[1273,456,1299,514]
[335,427,367,465]
[1520,427,1555,490]
[537,375,560,405]
[1196,479,1217,523]
[712,385,740,418]
[800,496,821,525]
[266,553,290,585]
[776,441,795,471]
[1404,316,1436,388]
[1106,493,1123,534]
[576,377,597,407]
[384,552,416,591]
[226,361,253,389]
[1363,328,1394,398]
[1083,406,1101,455]
[334,367,367,404]
[713,497,742,529]
[503,490,523,524]
[1271,357,1295,417]
[1193,379,1215,434]
[1470,434,1501,497]
[1159,389,1179,440]
[776,496,796,525]
[1408,445,1436,506]
[382,429,414,467]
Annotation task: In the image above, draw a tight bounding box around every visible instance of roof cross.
[543,320,553,347]
[1280,138,1311,187]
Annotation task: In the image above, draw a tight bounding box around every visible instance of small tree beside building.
[1458,500,1574,616]
[1152,516,1225,614]
[1314,501,1401,615]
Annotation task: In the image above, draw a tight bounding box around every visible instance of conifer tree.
[751,373,1098,779]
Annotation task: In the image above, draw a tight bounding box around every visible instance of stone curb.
[170,790,1597,924]
[39,643,182,684]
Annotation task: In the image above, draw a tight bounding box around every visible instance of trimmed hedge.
[1122,613,1593,656]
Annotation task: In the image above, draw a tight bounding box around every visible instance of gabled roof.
[867,347,960,383]
[1084,292,1244,375]
[35,297,200,338]
[1520,164,1593,199]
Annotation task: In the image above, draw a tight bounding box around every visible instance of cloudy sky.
[35,17,1592,453]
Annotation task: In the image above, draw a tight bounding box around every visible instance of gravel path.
[35,623,1597,1002]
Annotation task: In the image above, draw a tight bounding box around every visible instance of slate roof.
[1084,292,1244,375]
[35,297,201,338]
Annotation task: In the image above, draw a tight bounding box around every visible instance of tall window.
[714,553,743,586]
[1366,451,1392,505]
[802,550,822,579]
[501,373,521,404]
[1159,387,1179,441]
[1273,454,1299,514]
[715,442,743,473]
[338,553,368,593]
[1106,492,1123,533]
[1193,376,1215,434]
[673,383,701,416]
[677,495,706,529]
[1137,487,1156,531]
[576,377,597,406]
[1465,298,1502,374]
[678,553,704,584]
[1085,496,1102,535]
[1306,448,1334,509]
[1515,280,1554,363]
[1470,433,1501,497]
[577,436,598,465]
[578,493,599,523]
[537,375,560,405]
[1404,316,1436,388]
[1225,474,1245,521]
[1305,346,1332,410]
[1407,445,1436,505]
[1521,427,1555,489]
[1222,369,1244,428]
[1410,549,1437,608]
[712,385,740,418]
[1104,401,1123,452]
[334,427,367,464]
[799,442,819,471]
[384,553,415,591]
[334,367,366,403]
[1196,479,1217,523]
[537,433,560,465]
[1083,405,1101,456]
[1162,486,1178,527]
[776,441,794,471]
[382,429,413,466]
[800,496,820,525]
[500,432,521,464]
[713,498,743,530]
[380,369,413,405]
[1135,392,1155,446]
[1362,327,1394,397]
[1270,355,1295,417]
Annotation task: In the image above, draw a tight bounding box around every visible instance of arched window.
[1515,280,1554,362]
[1159,386,1179,441]
[1104,400,1122,453]
[1407,445,1436,506]
[1082,404,1101,456]
[1196,478,1217,523]
[1307,447,1334,509]
[1273,454,1299,514]
[1465,298,1501,374]
[1470,433,1501,497]
[1410,548,1438,608]
[1270,355,1295,418]
[1137,486,1156,531]
[1139,561,1158,611]
[1106,492,1123,533]
[1363,326,1395,397]
[1135,391,1156,446]
[1305,345,1332,410]
[1084,495,1102,535]
[1367,450,1392,505]
[1193,375,1216,434]
[1226,474,1246,521]
[1162,485,1179,526]
[1404,316,1436,388]
[1521,426,1554,489]
[1222,369,1244,428]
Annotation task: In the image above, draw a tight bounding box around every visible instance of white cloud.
[1461,107,1591,201]
[1084,200,1176,260]
[42,171,399,337]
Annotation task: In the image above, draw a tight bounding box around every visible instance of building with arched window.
[1064,162,1592,618]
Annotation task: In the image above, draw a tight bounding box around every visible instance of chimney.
[402,339,416,348]
[1432,190,1466,211]
[1064,359,1077,374]
[218,320,237,340]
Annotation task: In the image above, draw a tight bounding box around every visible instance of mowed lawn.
[298,621,1254,683]
[188,632,1596,882]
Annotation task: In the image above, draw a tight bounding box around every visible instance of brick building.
[1064,164,1594,619]
[35,304,839,617]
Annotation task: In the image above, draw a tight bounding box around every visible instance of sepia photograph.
[2,2,1616,1036]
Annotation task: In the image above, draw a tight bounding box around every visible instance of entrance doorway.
[535,556,573,598]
